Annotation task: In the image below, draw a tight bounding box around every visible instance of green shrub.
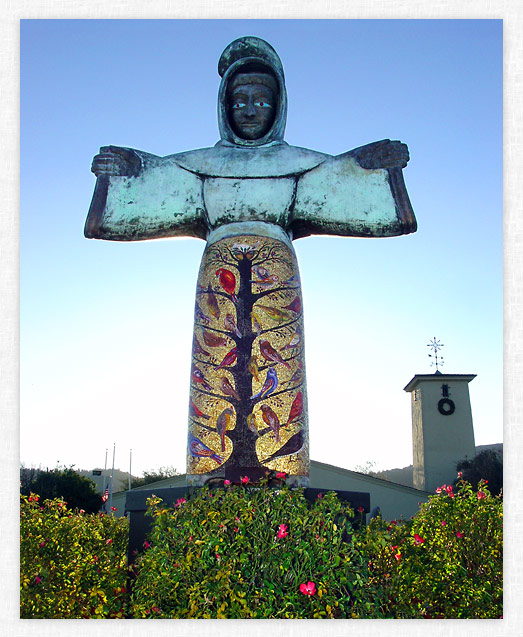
[359,477,503,618]
[20,494,129,618]
[130,481,382,618]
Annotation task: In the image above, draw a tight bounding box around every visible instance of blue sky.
[20,19,502,477]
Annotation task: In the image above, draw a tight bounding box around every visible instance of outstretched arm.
[85,145,208,241]
[289,140,416,240]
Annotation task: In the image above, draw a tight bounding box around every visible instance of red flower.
[39,541,45,548]
[413,533,425,545]
[144,541,151,549]
[277,524,288,539]
[394,552,402,561]
[224,479,231,486]
[445,485,453,494]
[457,471,463,478]
[299,581,316,596]
[276,471,286,479]
[106,538,113,545]
[188,536,193,542]
[175,498,186,507]
[235,516,240,523]
[234,527,238,533]
[111,506,117,511]
[317,493,323,499]
[35,575,42,584]
[241,476,249,485]
[477,491,486,500]
[216,553,221,561]
[358,507,364,513]
[456,531,464,538]
[441,520,447,526]
[152,607,161,613]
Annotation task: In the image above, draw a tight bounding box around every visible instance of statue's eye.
[255,101,272,108]
[232,102,245,109]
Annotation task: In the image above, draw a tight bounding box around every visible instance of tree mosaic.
[188,236,307,483]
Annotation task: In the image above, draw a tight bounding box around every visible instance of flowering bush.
[20,494,129,618]
[359,478,503,618]
[130,482,381,618]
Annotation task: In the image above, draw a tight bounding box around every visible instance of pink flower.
[413,533,425,545]
[106,538,113,545]
[39,541,45,548]
[277,524,288,539]
[152,607,161,613]
[445,485,453,494]
[457,471,463,478]
[441,520,447,526]
[394,552,402,561]
[79,509,85,514]
[299,581,316,596]
[317,493,323,499]
[224,479,231,486]
[111,506,117,511]
[188,535,193,542]
[358,507,364,513]
[276,471,286,479]
[456,531,464,538]
[235,516,240,523]
[144,540,151,549]
[35,575,42,584]
[234,527,238,533]
[477,491,486,500]
[241,476,249,485]
[175,498,186,507]
[215,553,220,561]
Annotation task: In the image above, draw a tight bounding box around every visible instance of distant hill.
[369,443,503,488]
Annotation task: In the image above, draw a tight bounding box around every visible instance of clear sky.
[20,19,502,478]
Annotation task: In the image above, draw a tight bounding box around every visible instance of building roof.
[404,373,476,392]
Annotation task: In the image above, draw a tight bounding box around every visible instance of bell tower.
[404,372,476,492]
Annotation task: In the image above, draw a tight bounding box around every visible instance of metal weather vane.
[427,337,444,372]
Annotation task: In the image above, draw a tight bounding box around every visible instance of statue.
[85,37,416,487]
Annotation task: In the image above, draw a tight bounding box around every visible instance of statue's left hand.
[351,139,410,170]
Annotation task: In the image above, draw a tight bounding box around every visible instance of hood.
[217,37,287,147]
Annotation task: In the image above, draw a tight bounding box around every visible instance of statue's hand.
[351,139,410,170]
[91,145,142,177]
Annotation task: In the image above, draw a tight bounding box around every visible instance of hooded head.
[217,37,287,147]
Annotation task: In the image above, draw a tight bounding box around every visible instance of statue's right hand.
[91,145,141,177]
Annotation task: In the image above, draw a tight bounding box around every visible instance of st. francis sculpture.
[85,37,417,487]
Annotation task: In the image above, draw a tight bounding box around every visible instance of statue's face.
[229,82,275,140]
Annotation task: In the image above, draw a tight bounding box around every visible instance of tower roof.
[403,373,476,393]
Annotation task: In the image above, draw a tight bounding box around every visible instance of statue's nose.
[245,99,256,117]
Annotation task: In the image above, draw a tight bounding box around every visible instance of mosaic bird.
[250,274,280,289]
[256,304,290,323]
[282,328,302,351]
[251,310,263,335]
[219,376,240,401]
[194,303,211,326]
[224,313,242,338]
[251,367,278,400]
[192,335,210,357]
[262,429,305,464]
[248,355,260,382]
[282,295,301,314]
[247,412,259,436]
[251,264,272,280]
[189,397,210,420]
[202,329,228,348]
[261,404,280,442]
[188,433,223,464]
[216,347,237,370]
[191,365,212,391]
[216,407,234,452]
[286,391,303,426]
[216,268,238,303]
[287,366,303,385]
[206,284,220,319]
[259,339,291,369]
